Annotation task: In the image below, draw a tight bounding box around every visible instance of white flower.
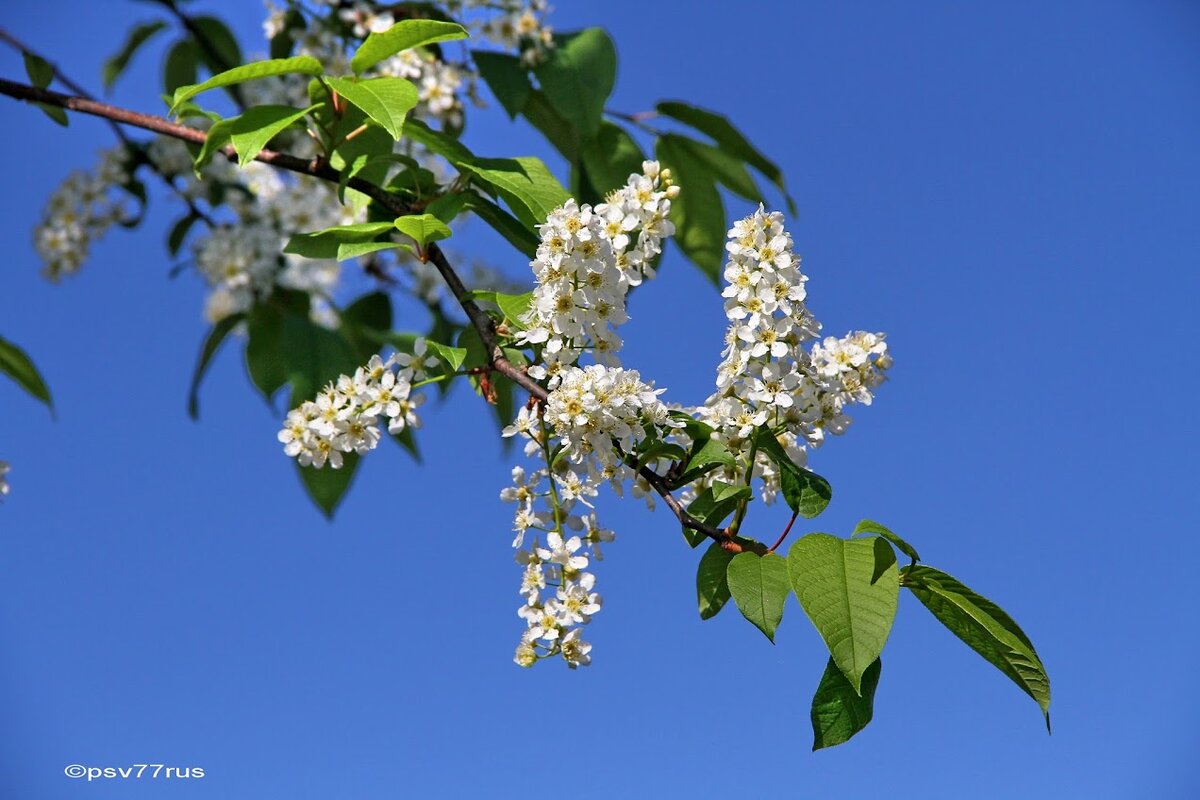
[0,460,10,499]
[536,531,588,572]
[560,628,592,668]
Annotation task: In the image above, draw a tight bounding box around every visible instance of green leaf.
[425,340,467,372]
[853,519,920,566]
[402,118,474,164]
[0,335,53,411]
[726,552,790,642]
[752,426,832,518]
[462,193,538,257]
[351,19,468,74]
[657,100,796,214]
[519,89,580,161]
[870,537,897,585]
[169,56,323,114]
[166,213,200,256]
[227,104,321,168]
[457,156,569,231]
[788,533,899,693]
[283,316,359,410]
[284,222,396,259]
[655,134,725,282]
[324,75,418,140]
[677,434,736,487]
[697,542,735,620]
[472,50,532,118]
[191,16,243,74]
[163,39,199,95]
[296,452,360,519]
[661,133,761,203]
[193,116,234,171]
[340,292,392,360]
[811,657,882,750]
[534,28,616,138]
[685,480,750,546]
[23,52,54,89]
[468,290,532,330]
[394,213,452,250]
[580,121,646,196]
[904,565,1051,725]
[334,241,406,261]
[103,20,168,89]
[187,312,243,419]
[426,192,468,224]
[36,103,69,127]
[244,302,290,400]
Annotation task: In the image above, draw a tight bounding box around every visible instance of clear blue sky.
[2,1,1198,797]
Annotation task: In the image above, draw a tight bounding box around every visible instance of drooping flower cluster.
[278,342,441,469]
[0,460,10,501]
[693,206,892,503]
[518,161,678,386]
[504,165,681,668]
[452,0,555,65]
[33,147,131,281]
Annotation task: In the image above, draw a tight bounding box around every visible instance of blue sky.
[1,1,1198,797]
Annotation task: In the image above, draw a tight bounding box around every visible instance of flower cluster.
[278,342,441,469]
[546,365,672,467]
[0,460,10,501]
[504,409,613,669]
[693,206,891,503]
[33,147,130,281]
[519,161,678,386]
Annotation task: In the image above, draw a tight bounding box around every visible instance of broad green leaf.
[870,537,897,585]
[457,156,569,231]
[0,335,53,410]
[193,116,235,171]
[191,15,243,74]
[103,20,168,89]
[655,134,725,282]
[187,313,243,419]
[395,213,452,250]
[677,434,736,486]
[661,133,761,203]
[284,222,397,259]
[685,481,750,546]
[469,290,532,330]
[340,292,392,360]
[282,313,359,404]
[296,453,359,519]
[36,103,69,127]
[163,39,199,94]
[853,519,921,566]
[811,657,882,750]
[726,552,790,642]
[403,117,474,163]
[580,121,646,196]
[472,50,532,118]
[904,565,1051,725]
[426,192,468,223]
[462,193,538,257]
[781,467,833,519]
[335,240,406,261]
[324,75,418,140]
[23,52,53,89]
[753,426,832,518]
[245,302,290,400]
[697,542,735,620]
[657,99,796,213]
[169,56,323,114]
[166,213,200,256]
[788,533,899,693]
[520,89,580,161]
[533,28,616,139]
[351,19,469,74]
[228,104,321,168]
[425,340,468,372]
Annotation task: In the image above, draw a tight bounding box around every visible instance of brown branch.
[0,77,750,552]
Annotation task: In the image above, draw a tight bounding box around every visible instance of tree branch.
[0,77,754,553]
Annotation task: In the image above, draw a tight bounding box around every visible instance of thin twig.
[0,77,751,551]
[767,508,800,553]
[0,26,216,227]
